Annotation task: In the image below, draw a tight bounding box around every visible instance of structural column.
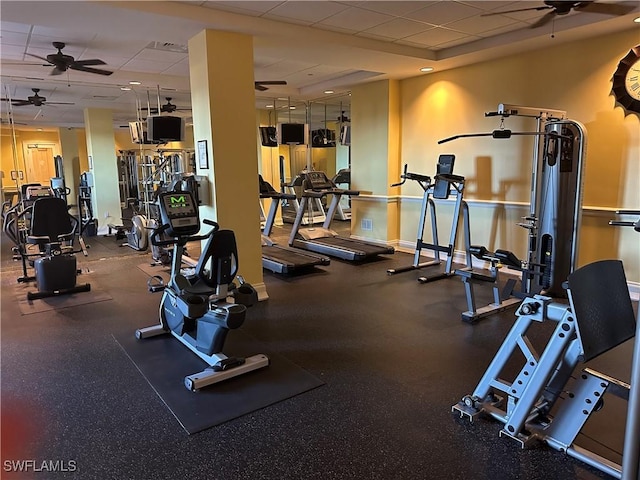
[83,108,121,235]
[58,127,81,205]
[188,29,266,299]
[350,79,401,245]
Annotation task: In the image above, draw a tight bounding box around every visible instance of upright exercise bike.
[135,190,269,391]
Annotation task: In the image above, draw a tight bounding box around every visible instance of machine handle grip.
[150,224,175,247]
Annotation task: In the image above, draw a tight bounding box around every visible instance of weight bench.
[452,259,637,479]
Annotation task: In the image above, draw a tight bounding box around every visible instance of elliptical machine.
[135,189,269,391]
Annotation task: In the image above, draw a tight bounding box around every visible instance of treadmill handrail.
[260,191,296,201]
[302,187,360,198]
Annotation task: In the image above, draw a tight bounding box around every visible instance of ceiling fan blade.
[50,67,65,76]
[72,59,107,66]
[481,5,552,16]
[529,10,557,28]
[255,81,287,86]
[10,100,32,106]
[46,101,75,105]
[254,84,268,91]
[577,2,636,15]
[69,64,113,76]
[26,53,51,63]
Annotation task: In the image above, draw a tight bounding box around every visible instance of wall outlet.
[361,218,373,231]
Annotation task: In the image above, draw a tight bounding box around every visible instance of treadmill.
[287,171,395,262]
[259,176,330,274]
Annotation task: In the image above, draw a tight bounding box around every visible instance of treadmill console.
[158,191,200,237]
[304,171,334,190]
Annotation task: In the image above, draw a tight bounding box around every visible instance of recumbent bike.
[135,190,269,391]
[4,193,91,300]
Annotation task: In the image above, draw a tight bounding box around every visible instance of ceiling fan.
[254,80,287,91]
[1,88,74,107]
[482,1,636,28]
[141,97,191,114]
[337,111,351,123]
[27,41,113,76]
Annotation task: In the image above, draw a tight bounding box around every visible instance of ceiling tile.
[446,11,521,35]
[400,27,470,48]
[0,31,29,47]
[264,1,350,24]
[0,21,32,33]
[121,58,178,74]
[360,18,434,40]
[408,1,483,26]
[317,6,395,32]
[204,1,284,15]
[357,1,438,16]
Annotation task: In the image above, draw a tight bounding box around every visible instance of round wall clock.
[612,45,640,115]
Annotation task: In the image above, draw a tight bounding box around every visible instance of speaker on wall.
[259,126,278,147]
[340,125,351,146]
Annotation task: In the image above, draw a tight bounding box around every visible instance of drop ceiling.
[1,1,638,129]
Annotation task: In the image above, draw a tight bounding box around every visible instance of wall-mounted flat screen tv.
[147,115,185,143]
[278,123,307,145]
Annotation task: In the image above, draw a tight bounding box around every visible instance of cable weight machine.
[440,103,587,322]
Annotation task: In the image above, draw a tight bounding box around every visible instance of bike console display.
[158,191,200,237]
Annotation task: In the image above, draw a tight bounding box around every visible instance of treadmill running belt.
[262,245,329,274]
[293,236,394,261]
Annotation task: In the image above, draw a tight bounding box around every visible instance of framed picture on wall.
[197,140,208,169]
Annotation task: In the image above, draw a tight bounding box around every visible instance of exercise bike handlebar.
[150,219,220,247]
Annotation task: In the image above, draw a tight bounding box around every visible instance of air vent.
[145,41,188,53]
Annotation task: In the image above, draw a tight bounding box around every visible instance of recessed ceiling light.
[37,128,43,131]
[420,67,434,73]
[634,16,640,23]
[324,90,334,94]
[289,106,296,110]
[265,104,274,108]
[120,86,131,91]
[129,81,141,85]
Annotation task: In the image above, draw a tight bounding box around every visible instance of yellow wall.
[387,28,639,282]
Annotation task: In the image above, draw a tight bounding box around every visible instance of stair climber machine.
[387,154,472,282]
[439,104,586,323]
[288,171,395,262]
[135,190,269,391]
[259,175,330,274]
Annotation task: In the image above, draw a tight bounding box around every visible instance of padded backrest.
[30,197,75,241]
[258,175,277,195]
[568,260,636,362]
[433,155,456,199]
[196,229,238,288]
